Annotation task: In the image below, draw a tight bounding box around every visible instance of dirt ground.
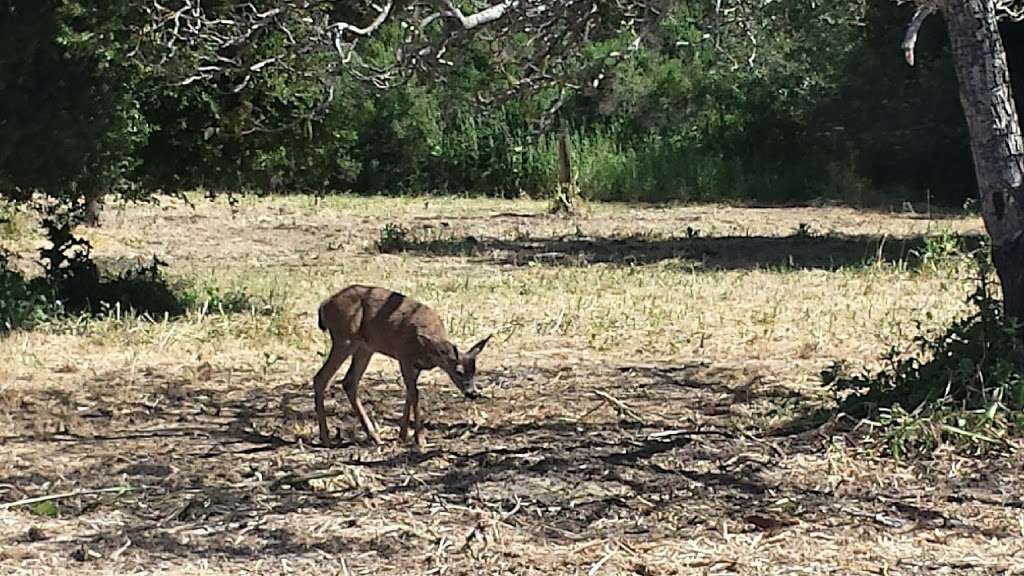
[1,196,1022,575]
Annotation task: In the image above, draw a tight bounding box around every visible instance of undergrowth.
[374,222,480,256]
[179,282,282,317]
[375,222,413,253]
[1,210,278,332]
[0,251,54,331]
[824,248,1024,457]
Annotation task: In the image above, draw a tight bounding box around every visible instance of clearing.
[1,196,1022,575]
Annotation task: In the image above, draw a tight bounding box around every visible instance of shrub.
[0,252,55,332]
[823,248,1024,457]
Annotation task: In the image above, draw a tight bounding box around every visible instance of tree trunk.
[82,193,103,227]
[943,0,1024,322]
[551,130,581,215]
[558,131,572,187]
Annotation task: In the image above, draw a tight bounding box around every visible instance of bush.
[2,208,190,331]
[33,210,185,317]
[823,248,1024,457]
[0,252,55,332]
[1,201,285,332]
[1,249,278,333]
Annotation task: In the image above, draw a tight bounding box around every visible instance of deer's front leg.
[399,361,423,450]
[399,388,413,442]
[412,385,426,450]
[343,348,380,445]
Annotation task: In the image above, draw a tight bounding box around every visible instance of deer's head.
[434,335,491,399]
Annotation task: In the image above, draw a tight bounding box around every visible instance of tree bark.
[557,131,572,187]
[82,193,102,227]
[942,0,1024,322]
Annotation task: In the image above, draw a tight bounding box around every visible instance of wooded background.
[4,1,1018,208]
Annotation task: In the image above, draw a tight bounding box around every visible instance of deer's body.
[313,285,490,449]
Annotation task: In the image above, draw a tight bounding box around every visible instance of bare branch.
[333,2,394,37]
[440,0,518,30]
[996,0,1024,22]
[140,0,700,133]
[901,0,1024,69]
[901,4,934,66]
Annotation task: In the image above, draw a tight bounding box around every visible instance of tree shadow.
[617,362,809,406]
[384,231,985,270]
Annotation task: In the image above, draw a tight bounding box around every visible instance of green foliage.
[352,84,446,194]
[0,2,150,206]
[2,204,215,327]
[430,105,557,197]
[138,57,363,195]
[0,0,999,206]
[29,501,59,518]
[1,238,278,333]
[36,213,186,317]
[0,253,56,332]
[125,0,888,202]
[824,249,1024,457]
[910,230,967,271]
[178,282,281,317]
[811,1,973,206]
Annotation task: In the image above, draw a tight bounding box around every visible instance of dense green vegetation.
[4,1,1019,208]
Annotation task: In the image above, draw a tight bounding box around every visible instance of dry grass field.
[1,195,1022,575]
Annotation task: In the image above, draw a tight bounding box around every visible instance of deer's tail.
[317,300,328,332]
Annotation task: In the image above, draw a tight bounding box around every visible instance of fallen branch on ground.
[0,485,139,510]
[592,389,644,422]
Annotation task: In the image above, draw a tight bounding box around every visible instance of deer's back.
[321,285,448,360]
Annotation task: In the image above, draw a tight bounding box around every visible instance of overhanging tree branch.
[334,2,394,36]
[142,0,662,120]
[440,0,518,29]
[901,0,1024,68]
[143,0,820,135]
[995,0,1024,21]
[901,4,933,66]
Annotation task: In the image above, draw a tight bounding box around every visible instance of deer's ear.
[466,335,492,358]
[415,333,433,350]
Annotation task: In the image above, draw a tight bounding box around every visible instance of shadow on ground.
[1,358,1020,569]
[383,232,985,270]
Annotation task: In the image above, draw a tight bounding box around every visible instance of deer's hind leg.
[342,347,380,444]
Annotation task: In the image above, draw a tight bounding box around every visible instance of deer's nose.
[464,388,482,400]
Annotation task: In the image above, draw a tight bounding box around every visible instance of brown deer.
[312,284,491,449]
